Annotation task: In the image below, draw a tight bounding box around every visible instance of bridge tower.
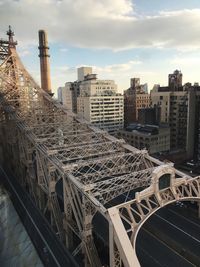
[7,25,17,48]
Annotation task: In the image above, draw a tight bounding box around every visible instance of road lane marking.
[142,228,196,267]
[137,245,163,267]
[168,208,200,230]
[155,213,200,244]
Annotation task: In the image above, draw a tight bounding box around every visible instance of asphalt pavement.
[137,203,200,267]
[137,228,195,267]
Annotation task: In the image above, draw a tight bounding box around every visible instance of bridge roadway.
[137,228,195,267]
[0,166,199,267]
[93,207,199,266]
[0,166,79,267]
[136,203,200,267]
[92,189,200,267]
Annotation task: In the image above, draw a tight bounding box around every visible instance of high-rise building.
[138,106,161,125]
[124,78,150,126]
[78,67,92,82]
[77,72,124,133]
[57,67,95,113]
[58,67,124,133]
[193,86,200,163]
[57,81,81,113]
[151,71,200,159]
[58,83,73,111]
[168,69,182,90]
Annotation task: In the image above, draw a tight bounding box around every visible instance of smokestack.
[38,30,52,94]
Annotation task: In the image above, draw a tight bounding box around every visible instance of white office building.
[77,70,124,133]
[57,83,73,111]
[57,67,124,133]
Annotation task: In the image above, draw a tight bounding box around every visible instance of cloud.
[168,54,200,84]
[18,48,31,57]
[93,60,142,74]
[0,1,200,51]
[170,55,200,66]
[59,48,68,53]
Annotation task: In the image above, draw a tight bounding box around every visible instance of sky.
[1,0,200,95]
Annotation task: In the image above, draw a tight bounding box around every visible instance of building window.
[159,174,171,190]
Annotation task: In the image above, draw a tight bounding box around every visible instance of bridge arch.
[108,165,200,267]
[134,196,200,248]
[133,164,200,246]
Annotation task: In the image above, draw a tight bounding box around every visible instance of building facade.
[194,94,200,163]
[151,70,200,159]
[77,73,124,133]
[78,67,92,82]
[118,124,170,155]
[58,83,73,111]
[58,67,124,133]
[138,106,161,125]
[57,77,81,113]
[168,69,183,90]
[124,78,150,126]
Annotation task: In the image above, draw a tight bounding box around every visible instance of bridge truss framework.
[0,30,200,267]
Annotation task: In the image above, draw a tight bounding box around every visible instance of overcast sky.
[1,0,200,95]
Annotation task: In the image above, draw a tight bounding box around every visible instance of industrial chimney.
[38,30,52,94]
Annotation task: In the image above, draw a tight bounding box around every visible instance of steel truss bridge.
[0,29,200,267]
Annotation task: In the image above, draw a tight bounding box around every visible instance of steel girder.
[107,167,200,267]
[0,36,199,267]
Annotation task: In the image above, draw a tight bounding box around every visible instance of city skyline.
[1,0,200,94]
[1,4,200,267]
